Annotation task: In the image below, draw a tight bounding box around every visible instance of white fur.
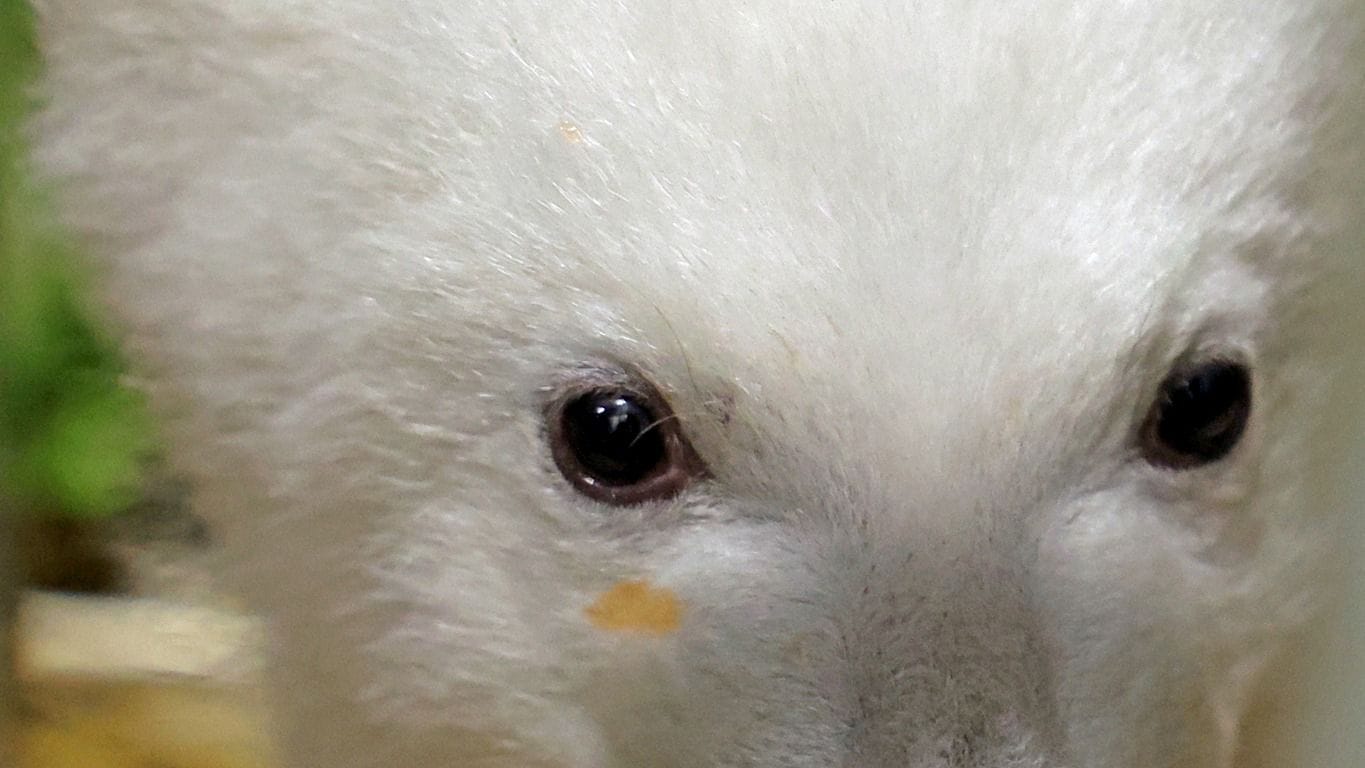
[29,2,1365,766]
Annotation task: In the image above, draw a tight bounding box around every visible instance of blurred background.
[2,2,272,764]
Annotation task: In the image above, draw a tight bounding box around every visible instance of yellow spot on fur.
[585,581,682,635]
[558,121,584,144]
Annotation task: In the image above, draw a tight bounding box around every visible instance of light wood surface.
[12,591,279,768]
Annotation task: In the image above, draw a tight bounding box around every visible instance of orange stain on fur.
[585,581,682,635]
[557,120,584,144]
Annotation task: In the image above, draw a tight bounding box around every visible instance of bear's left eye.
[1140,359,1252,470]
[548,381,703,506]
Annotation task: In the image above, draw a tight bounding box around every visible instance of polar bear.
[28,1,1365,766]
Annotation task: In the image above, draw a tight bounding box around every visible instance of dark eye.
[549,382,703,505]
[1140,360,1252,470]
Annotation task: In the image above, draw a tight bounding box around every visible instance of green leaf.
[0,0,159,518]
[9,381,156,518]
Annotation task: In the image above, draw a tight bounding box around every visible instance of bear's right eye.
[1140,360,1253,470]
[548,381,703,506]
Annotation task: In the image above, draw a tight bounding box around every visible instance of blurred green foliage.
[1,0,156,518]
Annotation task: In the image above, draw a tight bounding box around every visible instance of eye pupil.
[1144,361,1252,469]
[550,377,704,506]
[562,393,667,486]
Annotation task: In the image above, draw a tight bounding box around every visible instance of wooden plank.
[14,592,263,687]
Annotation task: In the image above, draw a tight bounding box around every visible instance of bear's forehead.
[469,114,1218,495]
[589,236,1178,500]
[412,0,1283,348]
[392,0,1290,490]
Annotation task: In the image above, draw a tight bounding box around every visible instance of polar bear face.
[33,1,1365,767]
